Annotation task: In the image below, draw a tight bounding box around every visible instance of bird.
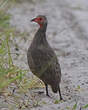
[27,15,63,100]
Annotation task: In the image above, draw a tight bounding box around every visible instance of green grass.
[83,104,88,109]
[72,103,77,110]
[0,10,27,92]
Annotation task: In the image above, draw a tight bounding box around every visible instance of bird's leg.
[45,84,50,97]
[58,85,63,100]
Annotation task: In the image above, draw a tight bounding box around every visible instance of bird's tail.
[51,85,58,93]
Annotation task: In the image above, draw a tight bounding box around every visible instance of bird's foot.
[60,97,65,102]
[46,93,51,98]
[60,97,63,100]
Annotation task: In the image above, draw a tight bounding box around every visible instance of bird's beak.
[31,18,36,22]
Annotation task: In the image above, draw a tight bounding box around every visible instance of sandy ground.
[1,0,88,109]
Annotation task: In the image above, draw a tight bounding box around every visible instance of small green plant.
[66,106,70,110]
[83,104,88,109]
[54,99,60,104]
[72,103,77,110]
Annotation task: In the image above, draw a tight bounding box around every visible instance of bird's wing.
[31,47,61,75]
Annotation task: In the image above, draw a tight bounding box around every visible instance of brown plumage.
[27,15,63,100]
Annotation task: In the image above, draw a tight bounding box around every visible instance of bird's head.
[31,15,47,28]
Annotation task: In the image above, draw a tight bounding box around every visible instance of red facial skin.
[32,17,44,28]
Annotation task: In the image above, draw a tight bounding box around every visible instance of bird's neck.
[32,24,48,46]
[39,23,47,32]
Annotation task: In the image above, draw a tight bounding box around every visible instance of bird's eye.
[39,18,42,21]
